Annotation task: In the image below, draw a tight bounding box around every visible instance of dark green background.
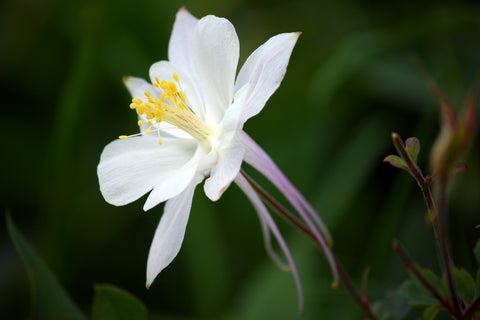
[1,0,479,318]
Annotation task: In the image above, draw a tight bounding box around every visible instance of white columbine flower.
[97,8,337,310]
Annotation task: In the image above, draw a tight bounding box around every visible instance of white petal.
[204,142,245,201]
[143,142,207,211]
[192,15,239,124]
[124,77,160,103]
[168,8,199,79]
[239,131,338,285]
[149,60,205,120]
[146,174,203,287]
[219,83,250,149]
[97,136,197,208]
[234,173,304,312]
[123,76,153,98]
[234,32,299,124]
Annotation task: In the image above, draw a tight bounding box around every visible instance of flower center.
[120,74,212,145]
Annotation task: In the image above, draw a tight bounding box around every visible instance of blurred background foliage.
[1,0,479,319]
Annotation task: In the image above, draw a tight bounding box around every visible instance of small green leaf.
[423,305,439,320]
[474,240,480,264]
[405,137,421,162]
[454,268,476,303]
[6,213,87,320]
[476,268,480,292]
[403,266,443,308]
[403,280,438,306]
[384,155,408,171]
[92,284,148,320]
[372,286,411,320]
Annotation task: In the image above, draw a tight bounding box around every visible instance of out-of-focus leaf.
[411,266,443,294]
[92,284,148,320]
[372,286,411,320]
[423,305,439,320]
[405,137,420,162]
[476,268,480,292]
[454,268,476,304]
[474,240,480,265]
[384,155,408,171]
[6,213,87,320]
[403,280,438,306]
[404,267,443,307]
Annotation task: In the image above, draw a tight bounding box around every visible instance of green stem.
[393,240,455,315]
[241,170,378,320]
[334,257,378,320]
[463,295,480,319]
[435,175,462,318]
[391,133,462,318]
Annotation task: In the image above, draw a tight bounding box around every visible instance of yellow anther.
[168,82,176,92]
[119,135,128,139]
[158,139,163,145]
[124,75,211,144]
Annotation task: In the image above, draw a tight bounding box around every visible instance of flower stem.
[435,175,462,318]
[333,256,378,320]
[462,295,480,319]
[393,240,455,315]
[240,170,378,319]
[391,133,462,318]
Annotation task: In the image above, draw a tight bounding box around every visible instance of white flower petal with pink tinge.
[192,15,239,123]
[146,174,203,287]
[97,136,197,208]
[234,32,299,124]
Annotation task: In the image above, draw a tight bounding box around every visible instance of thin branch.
[334,257,378,320]
[393,240,455,316]
[463,295,480,319]
[435,175,463,318]
[391,133,462,318]
[241,170,378,320]
[241,170,315,242]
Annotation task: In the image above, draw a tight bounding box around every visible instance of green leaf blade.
[454,268,476,304]
[384,155,408,171]
[405,137,421,162]
[92,284,148,320]
[6,213,87,320]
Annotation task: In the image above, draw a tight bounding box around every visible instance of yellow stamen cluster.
[119,74,211,145]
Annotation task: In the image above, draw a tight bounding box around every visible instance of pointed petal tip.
[178,6,189,14]
[145,282,151,290]
[122,76,131,84]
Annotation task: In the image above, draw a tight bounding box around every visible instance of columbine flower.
[97,8,337,310]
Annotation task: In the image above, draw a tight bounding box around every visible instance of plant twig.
[391,133,462,318]
[393,240,455,316]
[463,295,480,319]
[334,257,378,320]
[435,175,463,318]
[241,170,378,320]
